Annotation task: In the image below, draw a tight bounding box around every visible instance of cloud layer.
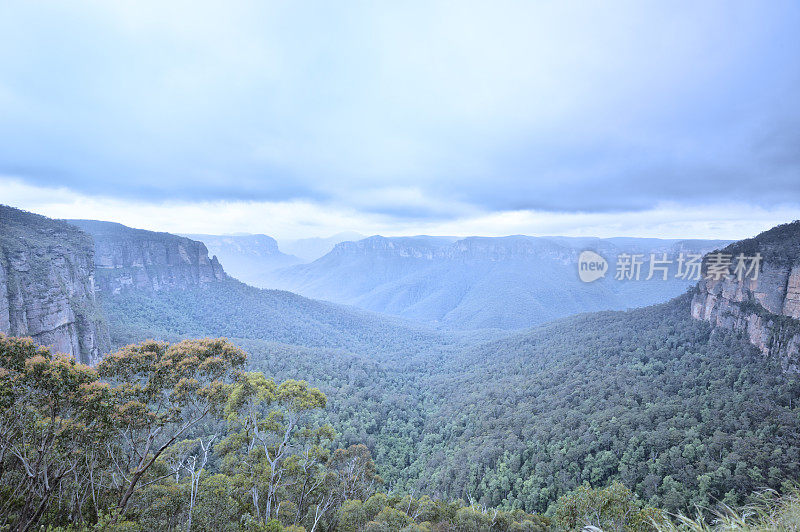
[0,1,798,228]
[2,176,796,241]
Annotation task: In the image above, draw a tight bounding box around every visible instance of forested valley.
[2,207,800,531]
[100,288,800,516]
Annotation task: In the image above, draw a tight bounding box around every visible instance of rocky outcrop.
[0,205,110,365]
[69,220,227,295]
[691,221,800,372]
[182,233,300,288]
[184,233,287,258]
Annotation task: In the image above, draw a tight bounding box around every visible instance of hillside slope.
[3,208,798,519]
[103,277,454,360]
[398,294,800,513]
[70,219,455,360]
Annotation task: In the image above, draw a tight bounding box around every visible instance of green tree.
[219,373,328,526]
[330,444,382,503]
[454,506,491,531]
[553,481,666,531]
[190,474,241,532]
[374,506,413,529]
[0,335,113,532]
[98,338,246,514]
[338,499,367,532]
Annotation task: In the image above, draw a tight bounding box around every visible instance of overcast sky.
[1,1,798,239]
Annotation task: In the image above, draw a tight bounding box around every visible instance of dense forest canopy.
[99,282,800,517]
[3,289,799,530]
[0,334,555,532]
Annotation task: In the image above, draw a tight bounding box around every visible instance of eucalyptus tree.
[96,338,246,514]
[218,373,329,526]
[0,335,113,532]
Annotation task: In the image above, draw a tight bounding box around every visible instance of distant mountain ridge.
[278,232,365,262]
[64,218,452,358]
[184,233,301,288]
[271,234,732,329]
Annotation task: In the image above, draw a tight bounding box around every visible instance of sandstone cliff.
[0,205,110,365]
[691,221,800,372]
[182,233,300,289]
[69,220,227,294]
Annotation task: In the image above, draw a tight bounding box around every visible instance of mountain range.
[63,219,449,360]
[268,234,731,329]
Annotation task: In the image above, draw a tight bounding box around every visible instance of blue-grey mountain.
[278,232,365,262]
[271,235,731,329]
[184,233,302,288]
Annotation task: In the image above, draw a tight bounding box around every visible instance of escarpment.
[691,220,800,372]
[69,220,227,294]
[0,205,109,364]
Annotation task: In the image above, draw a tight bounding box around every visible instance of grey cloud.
[0,0,798,217]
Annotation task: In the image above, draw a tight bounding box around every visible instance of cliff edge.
[691,221,800,372]
[0,205,110,364]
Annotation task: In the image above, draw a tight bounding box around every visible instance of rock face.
[182,233,300,288]
[69,220,227,294]
[691,221,800,372]
[0,205,110,365]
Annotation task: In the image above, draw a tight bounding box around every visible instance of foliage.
[217,372,332,527]
[654,485,800,531]
[97,337,246,513]
[552,481,666,531]
[0,205,93,255]
[95,221,800,515]
[0,335,113,532]
[421,296,800,513]
[1,335,557,531]
[101,281,800,517]
[721,219,800,266]
[101,278,451,359]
